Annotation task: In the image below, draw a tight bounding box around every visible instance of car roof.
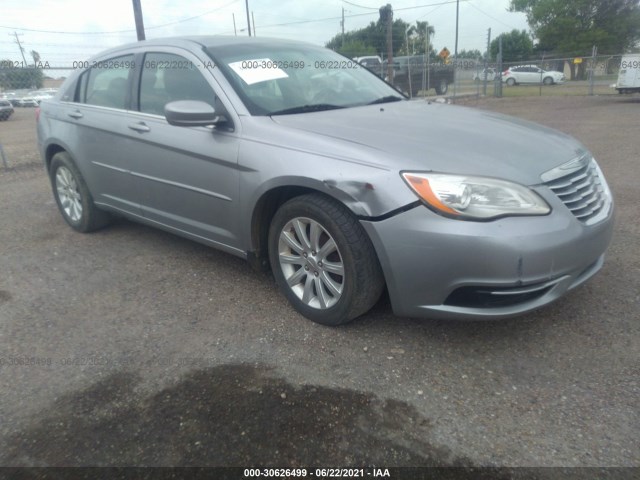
[89,35,321,60]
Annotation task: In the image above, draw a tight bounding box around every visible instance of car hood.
[269,100,586,186]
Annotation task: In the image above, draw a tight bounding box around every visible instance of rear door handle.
[67,110,83,119]
[128,122,150,133]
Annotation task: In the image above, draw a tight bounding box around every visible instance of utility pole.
[483,28,491,96]
[379,4,394,85]
[131,0,146,41]
[232,14,237,36]
[252,11,256,36]
[11,32,28,65]
[453,0,459,97]
[341,7,345,47]
[405,27,412,97]
[589,45,597,95]
[245,0,252,36]
[387,7,393,80]
[496,36,503,98]
[424,21,430,98]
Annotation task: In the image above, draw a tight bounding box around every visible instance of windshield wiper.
[270,104,345,116]
[367,96,404,105]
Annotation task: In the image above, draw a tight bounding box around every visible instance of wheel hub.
[278,217,345,310]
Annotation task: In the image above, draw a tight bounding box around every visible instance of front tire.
[268,194,384,326]
[49,151,111,233]
[506,78,516,86]
[543,76,554,85]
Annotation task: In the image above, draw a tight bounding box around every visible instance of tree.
[510,0,640,79]
[326,18,424,59]
[454,49,483,59]
[30,50,40,64]
[336,40,376,58]
[405,21,435,56]
[490,29,534,63]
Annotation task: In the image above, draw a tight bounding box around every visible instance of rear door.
[63,54,141,216]
[521,66,538,83]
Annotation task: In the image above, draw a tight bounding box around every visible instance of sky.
[1,0,529,72]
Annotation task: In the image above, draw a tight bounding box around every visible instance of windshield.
[207,43,404,116]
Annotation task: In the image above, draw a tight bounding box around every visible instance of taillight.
[35,107,41,122]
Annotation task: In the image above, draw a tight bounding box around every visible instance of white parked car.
[502,65,565,86]
[615,54,640,94]
[28,90,57,103]
[16,97,39,107]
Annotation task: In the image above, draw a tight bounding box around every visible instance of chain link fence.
[330,52,630,100]
[0,65,70,107]
[434,54,626,99]
[0,54,632,109]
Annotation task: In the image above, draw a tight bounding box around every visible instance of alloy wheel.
[55,166,83,222]
[277,217,345,309]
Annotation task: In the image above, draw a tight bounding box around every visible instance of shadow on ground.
[2,364,475,468]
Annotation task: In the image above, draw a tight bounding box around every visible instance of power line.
[466,1,520,30]
[0,0,239,35]
[248,1,468,31]
[341,0,378,10]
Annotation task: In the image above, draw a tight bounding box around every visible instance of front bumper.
[361,200,614,319]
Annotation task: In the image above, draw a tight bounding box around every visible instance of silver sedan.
[37,36,614,325]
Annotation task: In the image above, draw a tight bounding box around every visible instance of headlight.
[401,172,551,220]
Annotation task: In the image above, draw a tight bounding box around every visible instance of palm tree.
[406,21,435,56]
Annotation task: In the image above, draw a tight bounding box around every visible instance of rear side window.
[76,55,134,109]
[139,52,215,116]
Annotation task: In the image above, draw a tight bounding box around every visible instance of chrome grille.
[545,160,608,223]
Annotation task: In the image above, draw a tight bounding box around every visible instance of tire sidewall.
[268,198,361,326]
[436,79,448,95]
[50,152,93,232]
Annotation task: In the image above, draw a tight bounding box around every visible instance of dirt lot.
[0,97,638,471]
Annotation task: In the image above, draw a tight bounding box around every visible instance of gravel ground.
[0,97,638,470]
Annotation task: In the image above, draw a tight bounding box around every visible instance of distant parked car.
[502,65,565,86]
[390,55,454,95]
[4,91,29,106]
[615,53,640,94]
[17,97,39,107]
[354,56,383,76]
[28,90,56,103]
[0,99,14,120]
[472,68,497,82]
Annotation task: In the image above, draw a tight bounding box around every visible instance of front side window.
[77,55,134,109]
[139,52,216,116]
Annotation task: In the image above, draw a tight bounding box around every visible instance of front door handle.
[128,122,150,133]
[67,110,83,119]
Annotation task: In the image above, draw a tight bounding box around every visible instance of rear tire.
[435,79,449,95]
[268,193,384,326]
[49,151,111,233]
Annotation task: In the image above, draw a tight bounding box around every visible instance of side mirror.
[164,100,230,128]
